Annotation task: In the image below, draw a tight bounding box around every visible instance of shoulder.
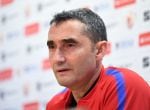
[105,66,150,97]
[105,66,149,86]
[102,66,150,109]
[46,89,70,110]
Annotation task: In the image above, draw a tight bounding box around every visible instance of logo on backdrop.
[6,29,21,41]
[92,1,111,13]
[0,68,13,81]
[0,11,19,25]
[115,39,134,50]
[0,32,5,46]
[26,42,45,55]
[36,80,54,92]
[24,22,39,36]
[0,90,5,100]
[126,11,136,29]
[143,10,150,22]
[139,32,150,46]
[0,0,14,7]
[142,56,150,68]
[36,1,56,12]
[23,102,39,110]
[0,49,19,62]
[114,0,136,8]
[24,4,32,18]
[0,88,18,101]
[0,15,7,24]
[42,58,51,70]
[23,82,31,97]
[22,63,40,75]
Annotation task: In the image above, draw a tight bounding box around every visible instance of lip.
[57,68,70,72]
[56,68,71,74]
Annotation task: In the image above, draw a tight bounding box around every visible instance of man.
[46,8,150,110]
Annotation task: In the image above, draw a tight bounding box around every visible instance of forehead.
[48,20,87,41]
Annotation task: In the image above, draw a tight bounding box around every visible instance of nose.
[51,49,66,65]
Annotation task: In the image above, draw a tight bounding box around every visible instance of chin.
[58,81,74,88]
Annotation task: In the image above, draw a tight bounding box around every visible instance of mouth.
[56,68,71,74]
[57,69,70,72]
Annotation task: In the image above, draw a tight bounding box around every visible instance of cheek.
[70,51,96,73]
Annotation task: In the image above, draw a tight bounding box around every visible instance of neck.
[71,66,101,102]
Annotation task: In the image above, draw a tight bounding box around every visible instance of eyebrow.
[47,38,78,47]
[47,40,54,48]
[61,38,78,44]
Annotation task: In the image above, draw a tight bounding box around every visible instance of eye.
[65,43,76,48]
[47,41,55,50]
[67,43,75,47]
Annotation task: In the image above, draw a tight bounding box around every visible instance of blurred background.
[0,0,150,110]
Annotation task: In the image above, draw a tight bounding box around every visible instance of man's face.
[47,20,98,89]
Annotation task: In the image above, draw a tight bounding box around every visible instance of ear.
[95,41,108,60]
